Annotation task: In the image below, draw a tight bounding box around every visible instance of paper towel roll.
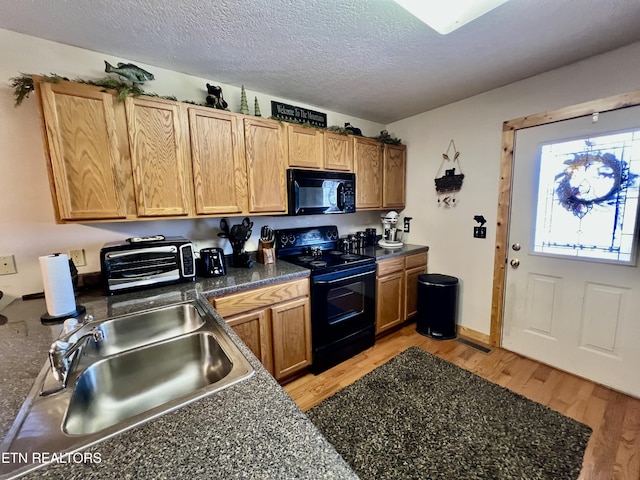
[39,254,77,317]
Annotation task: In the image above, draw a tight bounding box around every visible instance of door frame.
[489,89,640,346]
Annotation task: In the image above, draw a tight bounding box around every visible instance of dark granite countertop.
[365,243,429,260]
[0,260,359,480]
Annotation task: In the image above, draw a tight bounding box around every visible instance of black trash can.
[416,274,458,340]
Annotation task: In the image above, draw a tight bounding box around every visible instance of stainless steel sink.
[0,299,254,479]
[84,303,206,357]
[64,332,233,435]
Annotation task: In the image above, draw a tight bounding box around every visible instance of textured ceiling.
[2,0,640,124]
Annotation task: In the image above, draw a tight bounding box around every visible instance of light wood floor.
[284,322,640,480]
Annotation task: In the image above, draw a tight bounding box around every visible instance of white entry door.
[503,106,640,398]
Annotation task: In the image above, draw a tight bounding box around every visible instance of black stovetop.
[274,226,375,274]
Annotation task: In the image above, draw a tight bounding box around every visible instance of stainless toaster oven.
[100,236,196,294]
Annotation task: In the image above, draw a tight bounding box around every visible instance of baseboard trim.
[456,325,490,345]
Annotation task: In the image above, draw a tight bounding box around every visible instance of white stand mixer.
[378,211,404,248]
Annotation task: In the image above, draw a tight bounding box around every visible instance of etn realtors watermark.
[1,451,102,465]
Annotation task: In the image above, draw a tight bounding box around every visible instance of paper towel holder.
[39,253,86,325]
[41,305,86,325]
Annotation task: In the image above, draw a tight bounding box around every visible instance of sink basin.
[84,303,206,357]
[0,299,254,479]
[64,332,232,435]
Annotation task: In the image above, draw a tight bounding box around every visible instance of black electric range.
[274,226,377,373]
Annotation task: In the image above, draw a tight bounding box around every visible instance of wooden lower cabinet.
[225,309,272,373]
[376,270,405,334]
[376,252,428,335]
[210,278,311,382]
[271,297,312,380]
[405,266,425,319]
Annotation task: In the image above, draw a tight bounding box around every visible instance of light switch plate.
[473,227,487,239]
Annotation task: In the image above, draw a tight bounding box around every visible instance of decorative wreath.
[554,152,633,218]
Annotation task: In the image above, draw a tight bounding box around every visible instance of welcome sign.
[271,101,327,128]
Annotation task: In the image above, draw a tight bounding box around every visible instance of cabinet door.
[287,124,323,169]
[126,97,192,216]
[323,132,353,171]
[376,271,405,334]
[383,144,406,209]
[243,118,287,213]
[188,107,247,215]
[226,309,273,375]
[38,81,127,220]
[353,136,383,209]
[405,265,427,320]
[270,297,312,381]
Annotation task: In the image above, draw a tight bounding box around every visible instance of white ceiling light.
[392,0,510,34]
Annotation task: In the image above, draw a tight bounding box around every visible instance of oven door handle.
[313,265,376,285]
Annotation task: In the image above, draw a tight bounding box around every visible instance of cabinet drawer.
[377,257,405,276]
[405,252,428,269]
[212,278,309,317]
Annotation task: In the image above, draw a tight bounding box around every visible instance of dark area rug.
[306,347,592,480]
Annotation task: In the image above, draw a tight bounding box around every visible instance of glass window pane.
[532,130,640,265]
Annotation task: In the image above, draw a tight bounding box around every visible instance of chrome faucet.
[42,314,103,395]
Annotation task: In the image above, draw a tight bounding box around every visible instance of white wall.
[390,41,640,335]
[4,28,640,333]
[0,29,385,308]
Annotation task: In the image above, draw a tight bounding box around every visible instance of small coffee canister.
[365,228,377,247]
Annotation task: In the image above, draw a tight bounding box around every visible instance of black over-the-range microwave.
[287,168,356,215]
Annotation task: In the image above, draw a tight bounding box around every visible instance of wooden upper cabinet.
[187,107,248,215]
[287,124,323,169]
[37,80,127,221]
[324,132,353,171]
[383,144,406,209]
[125,96,192,217]
[353,136,383,209]
[243,118,287,214]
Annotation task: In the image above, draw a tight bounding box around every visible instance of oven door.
[310,263,376,347]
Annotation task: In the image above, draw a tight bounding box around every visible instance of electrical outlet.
[68,249,87,267]
[0,255,17,275]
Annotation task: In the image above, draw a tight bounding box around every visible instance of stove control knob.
[288,234,296,244]
[279,234,288,245]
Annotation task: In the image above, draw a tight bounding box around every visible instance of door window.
[533,130,640,265]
